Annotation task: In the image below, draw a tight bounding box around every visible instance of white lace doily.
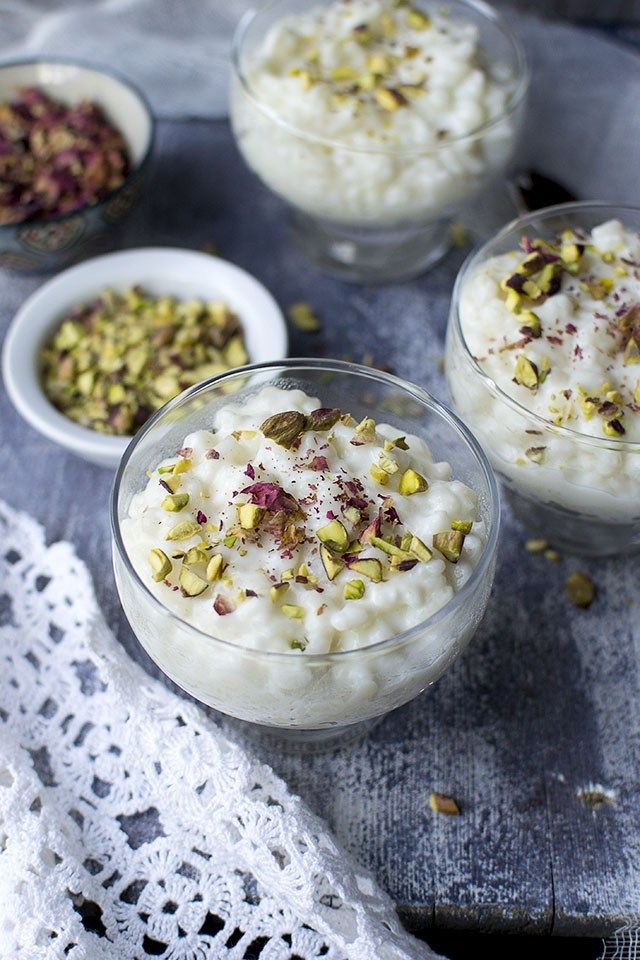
[0,500,436,960]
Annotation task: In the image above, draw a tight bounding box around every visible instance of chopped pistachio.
[288,301,321,332]
[260,410,306,448]
[148,548,172,582]
[350,558,383,582]
[433,530,465,563]
[183,546,208,566]
[371,536,412,561]
[165,520,201,541]
[343,506,361,525]
[344,579,365,600]
[306,407,341,431]
[544,548,561,563]
[409,535,433,562]
[428,792,460,816]
[281,604,304,620]
[269,582,289,603]
[565,571,596,608]
[172,458,193,475]
[320,544,344,581]
[384,435,409,452]
[379,453,399,475]
[158,462,178,474]
[623,337,640,366]
[205,554,225,582]
[355,416,376,435]
[525,446,547,464]
[504,289,522,313]
[238,503,265,530]
[159,475,181,493]
[179,566,209,597]
[603,418,625,437]
[525,538,548,554]
[330,65,359,83]
[369,464,389,485]
[400,532,413,552]
[514,355,539,390]
[317,519,349,553]
[161,492,189,512]
[635,381,640,404]
[451,520,473,534]
[375,87,406,111]
[519,310,541,338]
[281,568,295,581]
[407,7,430,29]
[223,534,237,548]
[398,469,428,496]
[367,53,391,75]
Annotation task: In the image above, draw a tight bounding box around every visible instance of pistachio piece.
[409,536,433,562]
[183,546,208,566]
[375,88,406,111]
[260,410,306,448]
[398,469,428,496]
[320,544,344,581]
[519,311,541,339]
[623,337,640,366]
[165,520,201,541]
[433,530,465,563]
[384,435,409,451]
[355,416,376,435]
[281,568,295,581]
[349,558,383,582]
[369,464,389,485]
[148,548,172,582]
[158,462,178,474]
[428,792,460,816]
[538,262,562,296]
[281,604,304,620]
[451,520,473,534]
[565,571,596,608]
[370,536,412,561]
[343,506,361,525]
[378,453,399,475]
[514,355,539,390]
[317,519,349,553]
[288,302,320,332]
[603,418,625,437]
[367,53,391,75]
[544,548,561,563]
[525,538,548,554]
[269,582,289,603]
[343,579,365,600]
[525,446,547,464]
[407,7,430,29]
[223,534,237,548]
[330,65,359,83]
[161,492,189,512]
[306,407,341,431]
[237,503,265,530]
[179,566,209,597]
[172,458,193,475]
[205,554,225,582]
[504,289,522,313]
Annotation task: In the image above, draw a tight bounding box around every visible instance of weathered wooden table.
[1,20,639,939]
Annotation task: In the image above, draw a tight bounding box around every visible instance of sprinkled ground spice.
[0,87,129,225]
[41,287,248,435]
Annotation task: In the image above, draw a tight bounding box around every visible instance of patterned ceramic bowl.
[0,59,154,273]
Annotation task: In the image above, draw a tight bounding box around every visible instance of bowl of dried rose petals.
[0,59,154,272]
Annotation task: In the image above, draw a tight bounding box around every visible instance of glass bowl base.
[505,487,640,556]
[226,714,383,754]
[291,208,451,283]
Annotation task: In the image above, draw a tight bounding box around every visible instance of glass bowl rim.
[230,0,529,158]
[450,200,640,451]
[0,55,155,234]
[110,357,501,662]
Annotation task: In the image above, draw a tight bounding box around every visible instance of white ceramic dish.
[2,247,288,469]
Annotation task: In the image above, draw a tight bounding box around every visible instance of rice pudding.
[122,386,487,656]
[447,214,640,552]
[231,0,523,228]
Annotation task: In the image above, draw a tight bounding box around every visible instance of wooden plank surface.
[0,103,638,934]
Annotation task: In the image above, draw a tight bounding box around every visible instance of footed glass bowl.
[111,360,499,749]
[230,0,528,283]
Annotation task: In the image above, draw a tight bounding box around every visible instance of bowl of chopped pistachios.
[0,59,155,272]
[2,246,288,468]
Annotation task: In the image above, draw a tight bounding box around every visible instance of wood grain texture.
[0,114,638,935]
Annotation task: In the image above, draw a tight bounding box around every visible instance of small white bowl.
[2,247,288,469]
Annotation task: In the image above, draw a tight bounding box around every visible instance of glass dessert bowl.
[230,0,528,283]
[111,359,499,748]
[446,202,640,556]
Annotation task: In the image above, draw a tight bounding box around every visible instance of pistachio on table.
[41,287,248,436]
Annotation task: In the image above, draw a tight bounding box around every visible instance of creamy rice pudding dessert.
[231,0,522,228]
[122,386,486,656]
[447,215,640,549]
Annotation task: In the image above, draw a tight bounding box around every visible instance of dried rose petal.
[213,595,235,616]
[241,482,300,514]
[309,456,329,472]
[244,463,256,480]
[206,449,220,460]
[196,510,207,525]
